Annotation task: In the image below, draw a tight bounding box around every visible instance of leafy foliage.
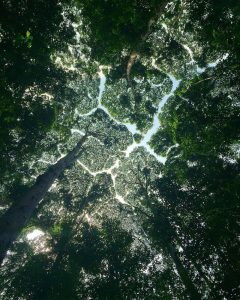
[0,0,240,299]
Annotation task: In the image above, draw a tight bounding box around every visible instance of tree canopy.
[0,0,239,299]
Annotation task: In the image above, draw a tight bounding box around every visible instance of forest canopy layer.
[0,0,239,299]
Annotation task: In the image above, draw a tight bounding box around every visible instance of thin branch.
[126,0,170,83]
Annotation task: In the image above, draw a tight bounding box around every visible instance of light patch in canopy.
[26,228,44,240]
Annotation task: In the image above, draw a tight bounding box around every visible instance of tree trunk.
[167,243,202,300]
[0,133,88,266]
[130,203,202,299]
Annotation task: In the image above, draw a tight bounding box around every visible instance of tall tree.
[0,132,88,265]
[117,149,203,298]
[0,0,239,298]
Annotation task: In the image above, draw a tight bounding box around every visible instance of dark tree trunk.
[131,204,202,299]
[167,244,202,300]
[0,134,88,266]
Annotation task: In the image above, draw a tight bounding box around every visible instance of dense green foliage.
[0,0,79,202]
[0,0,239,299]
[78,0,163,63]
